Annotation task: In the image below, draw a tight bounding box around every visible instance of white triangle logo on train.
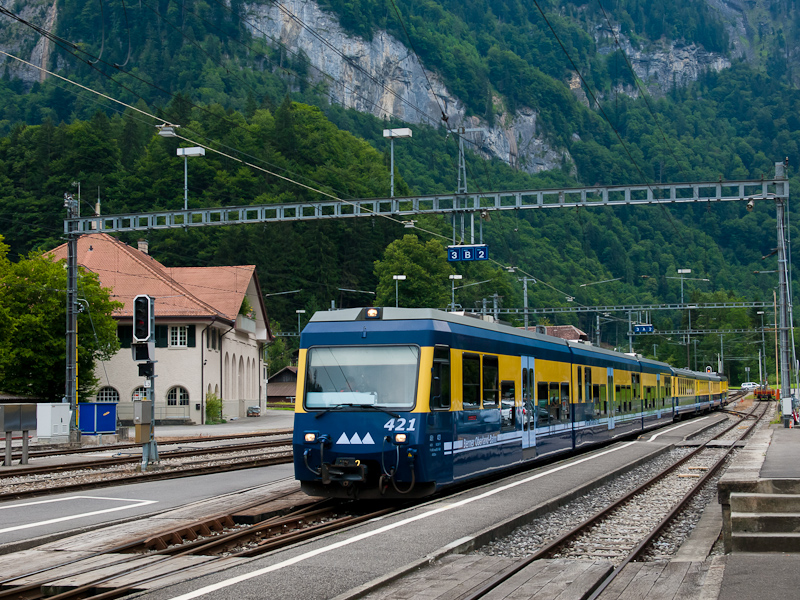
[335,432,375,445]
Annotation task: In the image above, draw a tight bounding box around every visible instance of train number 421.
[384,418,416,432]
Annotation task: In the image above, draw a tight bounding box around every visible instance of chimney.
[138,239,149,254]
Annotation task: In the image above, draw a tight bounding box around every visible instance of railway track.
[0,490,399,600]
[1,429,293,461]
[453,398,767,600]
[0,438,294,501]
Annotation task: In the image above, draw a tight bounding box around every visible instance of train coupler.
[320,457,367,485]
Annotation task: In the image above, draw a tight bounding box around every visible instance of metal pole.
[65,193,79,443]
[628,311,633,353]
[184,156,188,211]
[777,194,793,421]
[396,279,399,308]
[451,279,455,311]
[523,278,529,330]
[389,139,394,198]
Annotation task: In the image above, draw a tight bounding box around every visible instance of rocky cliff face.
[244,0,568,175]
[0,0,57,83]
[593,23,731,98]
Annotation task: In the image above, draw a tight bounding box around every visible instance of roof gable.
[49,233,263,326]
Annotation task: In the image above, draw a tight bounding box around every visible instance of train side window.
[501,381,515,430]
[561,383,570,422]
[462,353,481,410]
[538,382,549,408]
[483,355,499,408]
[431,346,451,410]
[577,368,583,402]
[599,384,607,414]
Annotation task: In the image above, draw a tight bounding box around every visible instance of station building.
[50,233,272,424]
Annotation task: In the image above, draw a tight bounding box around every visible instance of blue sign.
[447,245,489,262]
[633,324,655,334]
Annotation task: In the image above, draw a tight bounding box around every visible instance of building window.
[97,387,120,403]
[132,387,147,401]
[167,386,190,406]
[170,326,188,348]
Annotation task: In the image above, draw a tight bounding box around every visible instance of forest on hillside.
[0,0,798,383]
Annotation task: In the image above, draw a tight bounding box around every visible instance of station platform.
[716,419,800,600]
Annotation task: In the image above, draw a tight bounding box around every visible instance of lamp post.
[383,128,412,198]
[296,309,306,334]
[449,274,463,311]
[177,147,205,210]
[392,275,406,308]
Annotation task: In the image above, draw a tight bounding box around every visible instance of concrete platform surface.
[761,425,800,479]
[718,553,800,600]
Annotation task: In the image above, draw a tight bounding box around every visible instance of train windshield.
[304,345,420,409]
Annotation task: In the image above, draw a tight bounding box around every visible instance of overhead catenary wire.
[594,0,692,181]
[530,0,684,241]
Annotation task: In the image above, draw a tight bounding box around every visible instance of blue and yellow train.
[293,308,728,499]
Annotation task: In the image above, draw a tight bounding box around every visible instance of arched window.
[167,386,190,406]
[97,387,120,403]
[132,387,147,401]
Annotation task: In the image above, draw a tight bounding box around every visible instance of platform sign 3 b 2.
[633,324,655,334]
[447,245,489,262]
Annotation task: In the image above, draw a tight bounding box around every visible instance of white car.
[741,382,758,391]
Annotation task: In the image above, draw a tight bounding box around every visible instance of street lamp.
[392,275,406,308]
[449,274,463,311]
[383,128,412,197]
[177,147,205,210]
[296,309,306,333]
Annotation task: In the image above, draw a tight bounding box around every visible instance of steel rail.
[2,429,293,460]
[0,488,307,598]
[0,437,292,478]
[584,401,769,600]
[0,454,293,502]
[451,399,764,600]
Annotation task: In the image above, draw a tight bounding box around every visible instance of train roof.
[308,308,659,371]
[672,367,722,381]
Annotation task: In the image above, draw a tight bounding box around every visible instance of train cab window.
[483,355,499,408]
[462,354,481,409]
[431,346,451,410]
[501,381,515,430]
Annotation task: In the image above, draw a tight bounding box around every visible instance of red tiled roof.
[49,233,256,322]
[545,325,589,341]
[520,324,589,341]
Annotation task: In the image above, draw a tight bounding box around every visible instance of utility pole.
[519,277,532,330]
[775,161,794,424]
[64,192,79,444]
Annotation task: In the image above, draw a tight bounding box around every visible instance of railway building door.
[521,357,535,449]
[607,368,615,430]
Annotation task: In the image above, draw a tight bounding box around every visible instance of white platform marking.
[647,416,710,441]
[0,496,158,534]
[165,441,637,600]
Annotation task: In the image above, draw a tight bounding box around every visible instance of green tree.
[374,235,453,308]
[0,241,122,400]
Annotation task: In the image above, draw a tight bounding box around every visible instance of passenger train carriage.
[293,308,728,499]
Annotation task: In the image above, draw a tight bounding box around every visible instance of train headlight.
[304,433,317,443]
[395,433,407,444]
